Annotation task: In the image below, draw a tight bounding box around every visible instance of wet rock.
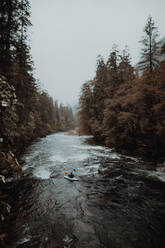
[0,214,5,222]
[63,234,73,244]
[50,171,60,178]
[0,175,5,184]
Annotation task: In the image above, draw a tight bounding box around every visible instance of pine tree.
[118,47,134,83]
[138,16,159,73]
[0,0,34,98]
[106,45,119,86]
[0,0,19,79]
[78,82,93,134]
[93,55,107,112]
[13,0,36,107]
[90,56,108,138]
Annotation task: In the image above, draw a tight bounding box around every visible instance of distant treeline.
[79,16,165,158]
[0,0,74,154]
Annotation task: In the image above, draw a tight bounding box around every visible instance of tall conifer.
[138,16,159,73]
[0,0,19,78]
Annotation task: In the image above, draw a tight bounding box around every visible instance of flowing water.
[11,133,165,248]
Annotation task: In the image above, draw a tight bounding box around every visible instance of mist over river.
[10,133,165,248]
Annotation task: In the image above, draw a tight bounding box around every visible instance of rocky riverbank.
[0,151,22,247]
[0,75,56,247]
[0,76,21,246]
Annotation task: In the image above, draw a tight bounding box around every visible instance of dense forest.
[79,16,165,158]
[0,0,74,155]
[0,1,75,245]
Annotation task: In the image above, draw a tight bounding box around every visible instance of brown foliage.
[79,41,165,157]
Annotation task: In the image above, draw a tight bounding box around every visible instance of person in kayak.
[68,170,75,178]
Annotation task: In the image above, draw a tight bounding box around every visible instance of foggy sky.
[30,0,165,105]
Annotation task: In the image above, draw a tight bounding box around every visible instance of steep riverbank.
[0,152,22,247]
[0,75,59,247]
[7,133,165,248]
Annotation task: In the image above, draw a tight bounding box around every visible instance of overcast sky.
[29,0,165,105]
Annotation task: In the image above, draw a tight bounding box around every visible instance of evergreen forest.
[0,0,75,155]
[78,16,165,158]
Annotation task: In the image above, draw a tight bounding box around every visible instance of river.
[10,133,165,248]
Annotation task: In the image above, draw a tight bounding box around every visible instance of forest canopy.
[0,0,75,154]
[78,16,165,158]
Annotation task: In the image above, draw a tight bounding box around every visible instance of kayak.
[64,175,79,181]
